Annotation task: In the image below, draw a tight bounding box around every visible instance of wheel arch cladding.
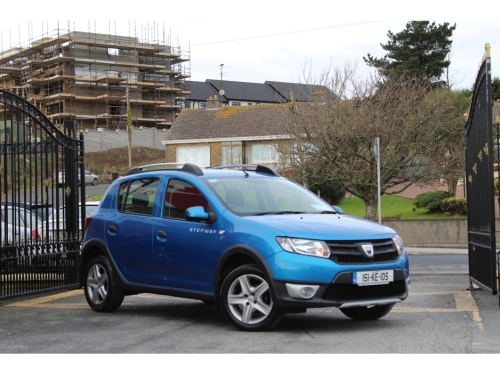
[79,238,111,286]
[214,245,275,308]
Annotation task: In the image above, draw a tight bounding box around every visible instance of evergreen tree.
[492,77,500,100]
[364,21,456,85]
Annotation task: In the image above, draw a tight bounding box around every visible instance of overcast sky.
[1,0,498,91]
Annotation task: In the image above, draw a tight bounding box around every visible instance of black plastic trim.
[214,245,279,307]
[271,270,408,309]
[209,164,280,176]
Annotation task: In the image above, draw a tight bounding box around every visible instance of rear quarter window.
[117,178,159,216]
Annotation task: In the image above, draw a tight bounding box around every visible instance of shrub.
[440,197,467,215]
[309,179,346,205]
[495,178,499,196]
[413,191,450,212]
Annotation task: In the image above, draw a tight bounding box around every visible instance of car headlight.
[276,237,331,258]
[393,235,405,255]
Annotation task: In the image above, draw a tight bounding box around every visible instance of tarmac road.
[0,254,498,354]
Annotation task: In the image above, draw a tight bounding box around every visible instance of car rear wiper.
[256,211,306,216]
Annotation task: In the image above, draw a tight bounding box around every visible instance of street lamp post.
[374,137,381,223]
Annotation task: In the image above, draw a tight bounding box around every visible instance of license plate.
[354,270,394,286]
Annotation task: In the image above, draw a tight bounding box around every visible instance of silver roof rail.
[209,164,280,177]
[126,163,204,176]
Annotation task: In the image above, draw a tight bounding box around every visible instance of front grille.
[323,280,406,302]
[327,239,399,264]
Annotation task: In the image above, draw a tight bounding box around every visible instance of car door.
[104,177,159,285]
[152,178,219,292]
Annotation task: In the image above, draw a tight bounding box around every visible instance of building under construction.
[0,29,190,130]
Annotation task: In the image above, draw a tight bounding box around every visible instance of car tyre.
[92,177,98,186]
[84,255,124,313]
[220,264,284,331]
[340,303,394,321]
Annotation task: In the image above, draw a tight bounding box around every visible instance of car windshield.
[204,177,334,216]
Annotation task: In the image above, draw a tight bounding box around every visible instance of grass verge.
[337,195,466,220]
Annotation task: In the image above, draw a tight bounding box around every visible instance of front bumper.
[272,269,410,309]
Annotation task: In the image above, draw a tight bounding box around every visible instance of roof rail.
[209,164,280,177]
[126,163,204,176]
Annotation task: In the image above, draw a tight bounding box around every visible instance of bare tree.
[276,62,465,218]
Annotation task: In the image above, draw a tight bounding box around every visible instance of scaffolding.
[0,23,191,130]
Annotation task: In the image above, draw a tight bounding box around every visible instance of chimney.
[312,89,326,103]
[207,95,221,109]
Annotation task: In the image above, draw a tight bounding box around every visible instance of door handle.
[107,225,117,233]
[156,230,167,238]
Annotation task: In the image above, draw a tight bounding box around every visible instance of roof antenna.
[219,64,225,105]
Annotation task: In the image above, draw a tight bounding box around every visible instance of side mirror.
[185,206,216,223]
[332,205,343,214]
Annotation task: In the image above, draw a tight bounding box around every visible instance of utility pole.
[127,87,132,169]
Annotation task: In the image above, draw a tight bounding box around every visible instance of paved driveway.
[1,264,498,354]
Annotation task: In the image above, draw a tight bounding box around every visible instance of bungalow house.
[161,100,294,170]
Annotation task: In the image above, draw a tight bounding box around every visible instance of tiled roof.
[185,81,219,101]
[206,79,285,103]
[162,104,292,143]
[265,81,335,101]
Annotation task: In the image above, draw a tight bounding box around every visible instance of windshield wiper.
[256,211,306,216]
[316,211,338,214]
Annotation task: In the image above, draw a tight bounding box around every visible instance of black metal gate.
[464,46,497,295]
[0,89,85,300]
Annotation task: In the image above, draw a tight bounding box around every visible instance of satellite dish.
[219,89,225,96]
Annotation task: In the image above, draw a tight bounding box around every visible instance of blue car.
[80,163,409,331]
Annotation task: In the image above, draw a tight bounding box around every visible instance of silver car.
[58,169,98,186]
[0,205,41,243]
[39,201,100,240]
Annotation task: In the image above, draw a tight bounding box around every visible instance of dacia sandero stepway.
[80,163,409,331]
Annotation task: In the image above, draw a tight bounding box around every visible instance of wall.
[382,219,500,248]
[83,128,166,152]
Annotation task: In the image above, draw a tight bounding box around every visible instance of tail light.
[83,214,93,234]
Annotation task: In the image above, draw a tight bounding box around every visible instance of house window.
[176,146,210,168]
[200,102,207,108]
[252,144,278,163]
[184,102,191,109]
[221,141,242,165]
[293,142,317,160]
[247,103,253,106]
[231,102,241,106]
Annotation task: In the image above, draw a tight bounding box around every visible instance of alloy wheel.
[227,274,272,324]
[86,263,108,305]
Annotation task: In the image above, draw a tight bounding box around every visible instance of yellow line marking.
[454,291,478,312]
[409,291,467,296]
[6,289,84,307]
[393,307,458,313]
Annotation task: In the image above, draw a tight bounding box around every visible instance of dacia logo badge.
[360,244,374,258]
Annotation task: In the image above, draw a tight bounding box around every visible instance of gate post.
[64,120,79,241]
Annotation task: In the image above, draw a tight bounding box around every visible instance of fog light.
[286,284,320,300]
[300,287,314,298]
